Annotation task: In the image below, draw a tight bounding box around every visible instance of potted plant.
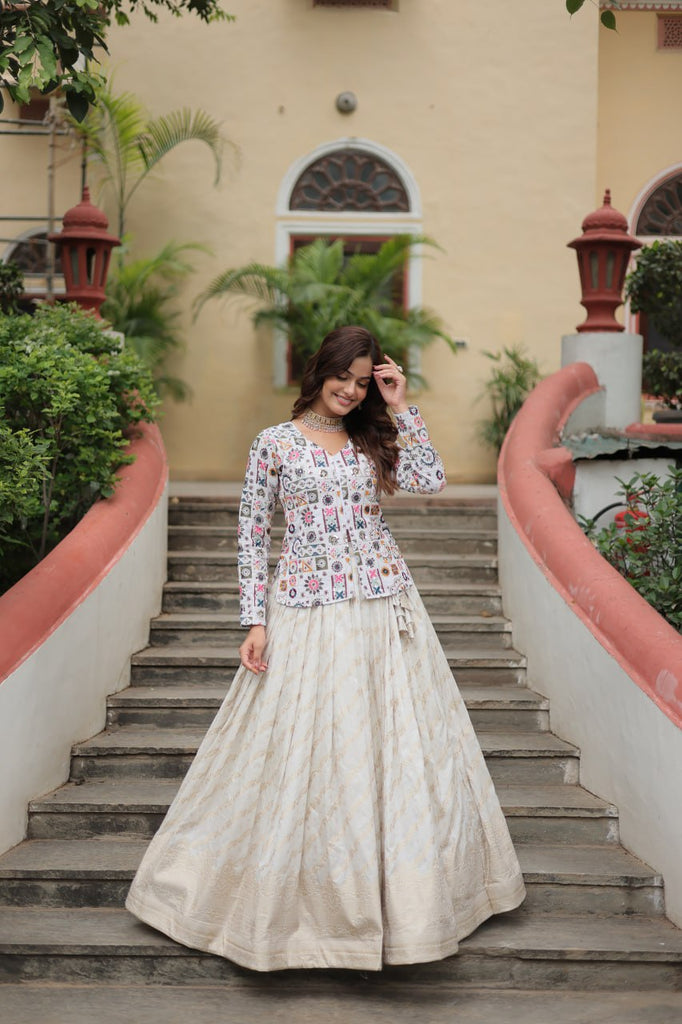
[475,345,542,452]
[625,239,682,423]
[194,235,457,386]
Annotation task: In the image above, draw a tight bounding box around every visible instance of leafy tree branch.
[0,0,234,120]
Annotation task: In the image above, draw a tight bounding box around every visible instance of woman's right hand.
[239,625,268,674]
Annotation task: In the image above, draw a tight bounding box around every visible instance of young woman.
[126,325,525,971]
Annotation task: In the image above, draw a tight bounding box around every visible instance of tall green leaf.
[101,241,208,400]
[71,83,229,238]
[195,235,456,379]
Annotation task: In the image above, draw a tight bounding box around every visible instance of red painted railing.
[0,422,167,684]
[498,362,682,729]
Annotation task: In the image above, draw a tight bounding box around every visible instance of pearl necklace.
[301,408,345,433]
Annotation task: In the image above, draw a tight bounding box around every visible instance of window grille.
[636,173,682,235]
[314,1,394,8]
[6,231,58,275]
[658,15,682,48]
[289,149,410,212]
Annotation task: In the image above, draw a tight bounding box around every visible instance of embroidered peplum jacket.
[238,406,446,627]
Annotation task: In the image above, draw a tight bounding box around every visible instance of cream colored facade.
[4,2,681,481]
[598,6,682,273]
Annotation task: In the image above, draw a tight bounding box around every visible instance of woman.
[126,325,525,971]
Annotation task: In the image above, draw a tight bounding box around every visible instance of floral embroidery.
[238,406,446,626]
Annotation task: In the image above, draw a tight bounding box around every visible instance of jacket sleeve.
[237,429,280,627]
[394,406,447,494]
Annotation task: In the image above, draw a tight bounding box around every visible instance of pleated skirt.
[125,580,526,971]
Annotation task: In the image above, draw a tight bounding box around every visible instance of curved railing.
[498,361,682,729]
[0,422,167,683]
[497,361,682,927]
[0,422,168,855]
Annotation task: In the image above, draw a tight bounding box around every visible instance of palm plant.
[67,83,229,401]
[101,242,207,400]
[476,345,542,452]
[194,235,457,383]
[71,83,227,240]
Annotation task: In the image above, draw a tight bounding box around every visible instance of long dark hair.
[291,325,400,494]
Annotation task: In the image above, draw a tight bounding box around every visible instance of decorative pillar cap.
[581,189,628,233]
[50,187,120,246]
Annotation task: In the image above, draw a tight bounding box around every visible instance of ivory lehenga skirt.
[125,578,526,971]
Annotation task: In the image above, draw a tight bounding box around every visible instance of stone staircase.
[1,495,682,1022]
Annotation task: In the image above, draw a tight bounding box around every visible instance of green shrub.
[625,239,682,349]
[0,261,24,314]
[0,303,159,591]
[0,425,50,560]
[642,349,682,410]
[581,468,682,631]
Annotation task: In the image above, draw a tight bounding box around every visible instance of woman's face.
[312,355,373,418]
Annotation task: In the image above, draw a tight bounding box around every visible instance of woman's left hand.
[373,355,409,413]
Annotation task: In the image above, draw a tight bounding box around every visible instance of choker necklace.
[301,408,345,433]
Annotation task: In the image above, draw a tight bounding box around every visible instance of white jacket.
[238,406,446,626]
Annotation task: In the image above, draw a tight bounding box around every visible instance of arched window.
[2,228,63,300]
[274,140,421,385]
[635,172,682,236]
[289,149,410,213]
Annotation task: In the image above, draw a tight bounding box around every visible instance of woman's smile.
[311,354,373,419]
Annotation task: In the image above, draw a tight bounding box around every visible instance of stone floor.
[3,984,682,1024]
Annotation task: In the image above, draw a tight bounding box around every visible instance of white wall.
[562,333,643,429]
[498,500,682,927]
[0,485,167,855]
[573,458,673,529]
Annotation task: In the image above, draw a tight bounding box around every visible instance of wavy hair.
[291,325,400,495]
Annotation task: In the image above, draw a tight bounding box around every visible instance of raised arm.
[394,406,446,494]
[372,355,446,495]
[237,430,280,628]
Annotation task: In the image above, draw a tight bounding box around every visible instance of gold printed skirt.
[126,583,526,971]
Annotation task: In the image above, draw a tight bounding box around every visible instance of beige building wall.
[598,9,682,237]
[4,1,600,482]
[0,97,82,292]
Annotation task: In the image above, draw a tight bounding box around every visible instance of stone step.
[166,551,499,584]
[1,906,681,988]
[161,579,505,616]
[169,499,498,532]
[25,781,618,846]
[129,644,528,688]
[516,843,665,916]
[0,839,662,916]
[66,726,578,786]
[147,612,514,650]
[167,524,498,556]
[3,983,682,1024]
[107,683,549,731]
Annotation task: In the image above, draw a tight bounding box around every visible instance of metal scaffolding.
[0,95,84,300]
